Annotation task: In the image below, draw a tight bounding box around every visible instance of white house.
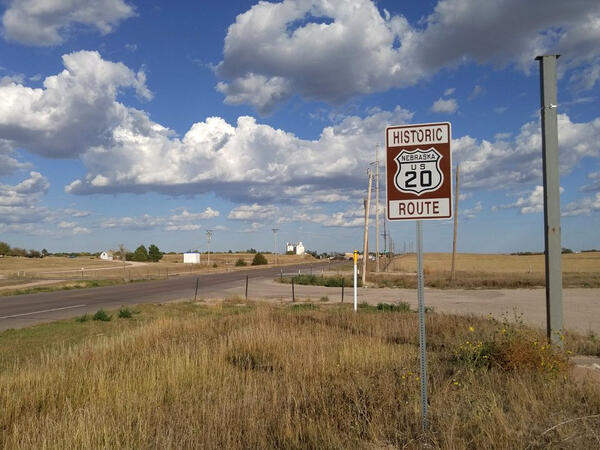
[183,252,201,264]
[286,242,305,256]
[99,251,113,261]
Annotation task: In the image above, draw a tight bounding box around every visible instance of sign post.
[353,250,358,311]
[386,122,452,432]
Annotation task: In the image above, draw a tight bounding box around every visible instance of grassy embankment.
[1,300,599,448]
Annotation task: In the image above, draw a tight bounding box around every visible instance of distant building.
[99,251,113,261]
[286,242,305,256]
[183,252,201,264]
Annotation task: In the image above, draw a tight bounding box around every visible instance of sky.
[0,0,599,254]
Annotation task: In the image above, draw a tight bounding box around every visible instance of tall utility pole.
[451,165,460,281]
[272,228,279,264]
[536,54,563,346]
[374,146,381,273]
[382,214,388,256]
[206,230,213,266]
[362,169,373,286]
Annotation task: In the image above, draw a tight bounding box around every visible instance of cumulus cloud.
[0,139,30,175]
[495,186,564,215]
[99,207,220,231]
[0,171,49,226]
[431,97,458,114]
[581,171,600,192]
[562,193,600,216]
[462,201,482,219]
[0,51,151,158]
[4,52,600,210]
[455,114,600,191]
[2,0,135,46]
[215,0,600,112]
[228,204,279,221]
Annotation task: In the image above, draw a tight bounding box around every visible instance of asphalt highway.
[0,261,335,330]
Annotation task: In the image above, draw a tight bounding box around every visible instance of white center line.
[0,304,87,320]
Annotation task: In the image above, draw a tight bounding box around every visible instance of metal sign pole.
[416,219,428,432]
[353,250,358,311]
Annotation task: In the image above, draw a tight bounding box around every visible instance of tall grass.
[0,302,599,448]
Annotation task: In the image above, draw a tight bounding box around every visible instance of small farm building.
[100,251,113,261]
[183,252,201,264]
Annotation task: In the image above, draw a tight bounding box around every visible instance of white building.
[286,242,305,256]
[183,252,201,264]
[99,251,113,261]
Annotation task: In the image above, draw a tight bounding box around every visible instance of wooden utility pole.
[450,165,460,281]
[362,169,373,286]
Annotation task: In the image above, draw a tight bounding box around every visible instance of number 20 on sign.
[385,122,452,221]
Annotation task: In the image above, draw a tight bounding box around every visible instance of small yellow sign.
[353,250,358,264]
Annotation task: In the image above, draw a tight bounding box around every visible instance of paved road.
[0,262,334,330]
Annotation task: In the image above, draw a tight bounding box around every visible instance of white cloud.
[215,0,600,112]
[0,139,31,175]
[228,204,279,221]
[0,171,49,226]
[62,208,91,218]
[99,207,220,231]
[443,87,455,96]
[562,193,600,217]
[0,51,151,158]
[4,52,600,212]
[496,186,564,215]
[2,0,135,46]
[431,97,458,114]
[581,171,600,192]
[455,114,600,191]
[57,221,77,229]
[307,209,364,228]
[462,201,482,219]
[468,85,484,100]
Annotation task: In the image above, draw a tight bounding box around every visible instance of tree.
[41,248,49,257]
[10,247,27,257]
[132,245,148,262]
[251,253,268,265]
[27,249,41,258]
[117,243,127,261]
[0,241,10,256]
[235,258,247,267]
[148,244,163,262]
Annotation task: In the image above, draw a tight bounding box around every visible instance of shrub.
[319,296,329,302]
[376,302,411,312]
[118,307,133,319]
[235,258,247,267]
[251,253,268,265]
[93,309,112,321]
[212,263,218,268]
[453,317,569,373]
[75,314,90,322]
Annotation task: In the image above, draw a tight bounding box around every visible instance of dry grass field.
[386,252,600,274]
[372,252,600,288]
[0,301,598,449]
[0,253,316,285]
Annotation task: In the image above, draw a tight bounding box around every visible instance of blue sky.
[0,0,599,254]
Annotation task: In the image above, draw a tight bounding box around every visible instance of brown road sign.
[386,122,452,220]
